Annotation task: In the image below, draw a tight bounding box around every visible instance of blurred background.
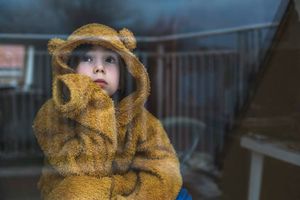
[1,0,300,199]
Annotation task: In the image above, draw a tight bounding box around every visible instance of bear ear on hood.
[119,28,136,51]
[48,38,65,55]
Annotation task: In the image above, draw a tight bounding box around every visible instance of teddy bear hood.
[48,23,150,126]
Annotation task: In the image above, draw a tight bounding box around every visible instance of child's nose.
[93,62,105,74]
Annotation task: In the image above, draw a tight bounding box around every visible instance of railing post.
[237,32,245,110]
[156,44,164,119]
[23,45,35,91]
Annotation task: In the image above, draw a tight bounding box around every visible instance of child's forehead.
[87,45,117,55]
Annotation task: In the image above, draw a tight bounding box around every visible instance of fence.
[0,23,278,165]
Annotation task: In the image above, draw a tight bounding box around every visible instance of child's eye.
[105,56,117,64]
[81,55,93,62]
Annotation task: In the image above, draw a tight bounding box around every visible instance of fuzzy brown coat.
[33,23,182,200]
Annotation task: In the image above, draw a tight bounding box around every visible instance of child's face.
[75,46,120,96]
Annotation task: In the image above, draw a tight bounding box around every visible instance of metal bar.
[199,54,206,152]
[237,32,245,110]
[191,55,197,120]
[28,91,35,153]
[156,45,164,119]
[137,23,278,42]
[177,55,182,150]
[171,53,177,143]
[217,54,225,151]
[183,55,189,150]
[165,54,171,117]
[23,45,35,91]
[0,23,278,42]
[253,29,260,73]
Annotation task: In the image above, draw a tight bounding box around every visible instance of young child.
[33,23,182,200]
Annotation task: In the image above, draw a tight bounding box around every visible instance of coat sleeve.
[33,74,117,177]
[38,167,112,200]
[38,163,137,200]
[112,112,183,200]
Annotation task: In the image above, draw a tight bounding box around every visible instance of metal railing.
[0,23,278,163]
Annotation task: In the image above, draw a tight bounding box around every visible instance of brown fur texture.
[33,23,182,199]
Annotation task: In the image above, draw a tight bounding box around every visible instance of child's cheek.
[76,64,93,77]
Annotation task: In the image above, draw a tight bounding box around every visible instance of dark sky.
[0,0,285,36]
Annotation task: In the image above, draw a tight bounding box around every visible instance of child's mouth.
[94,79,107,88]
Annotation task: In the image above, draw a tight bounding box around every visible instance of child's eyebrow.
[105,49,118,54]
[104,51,119,57]
[85,48,119,57]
